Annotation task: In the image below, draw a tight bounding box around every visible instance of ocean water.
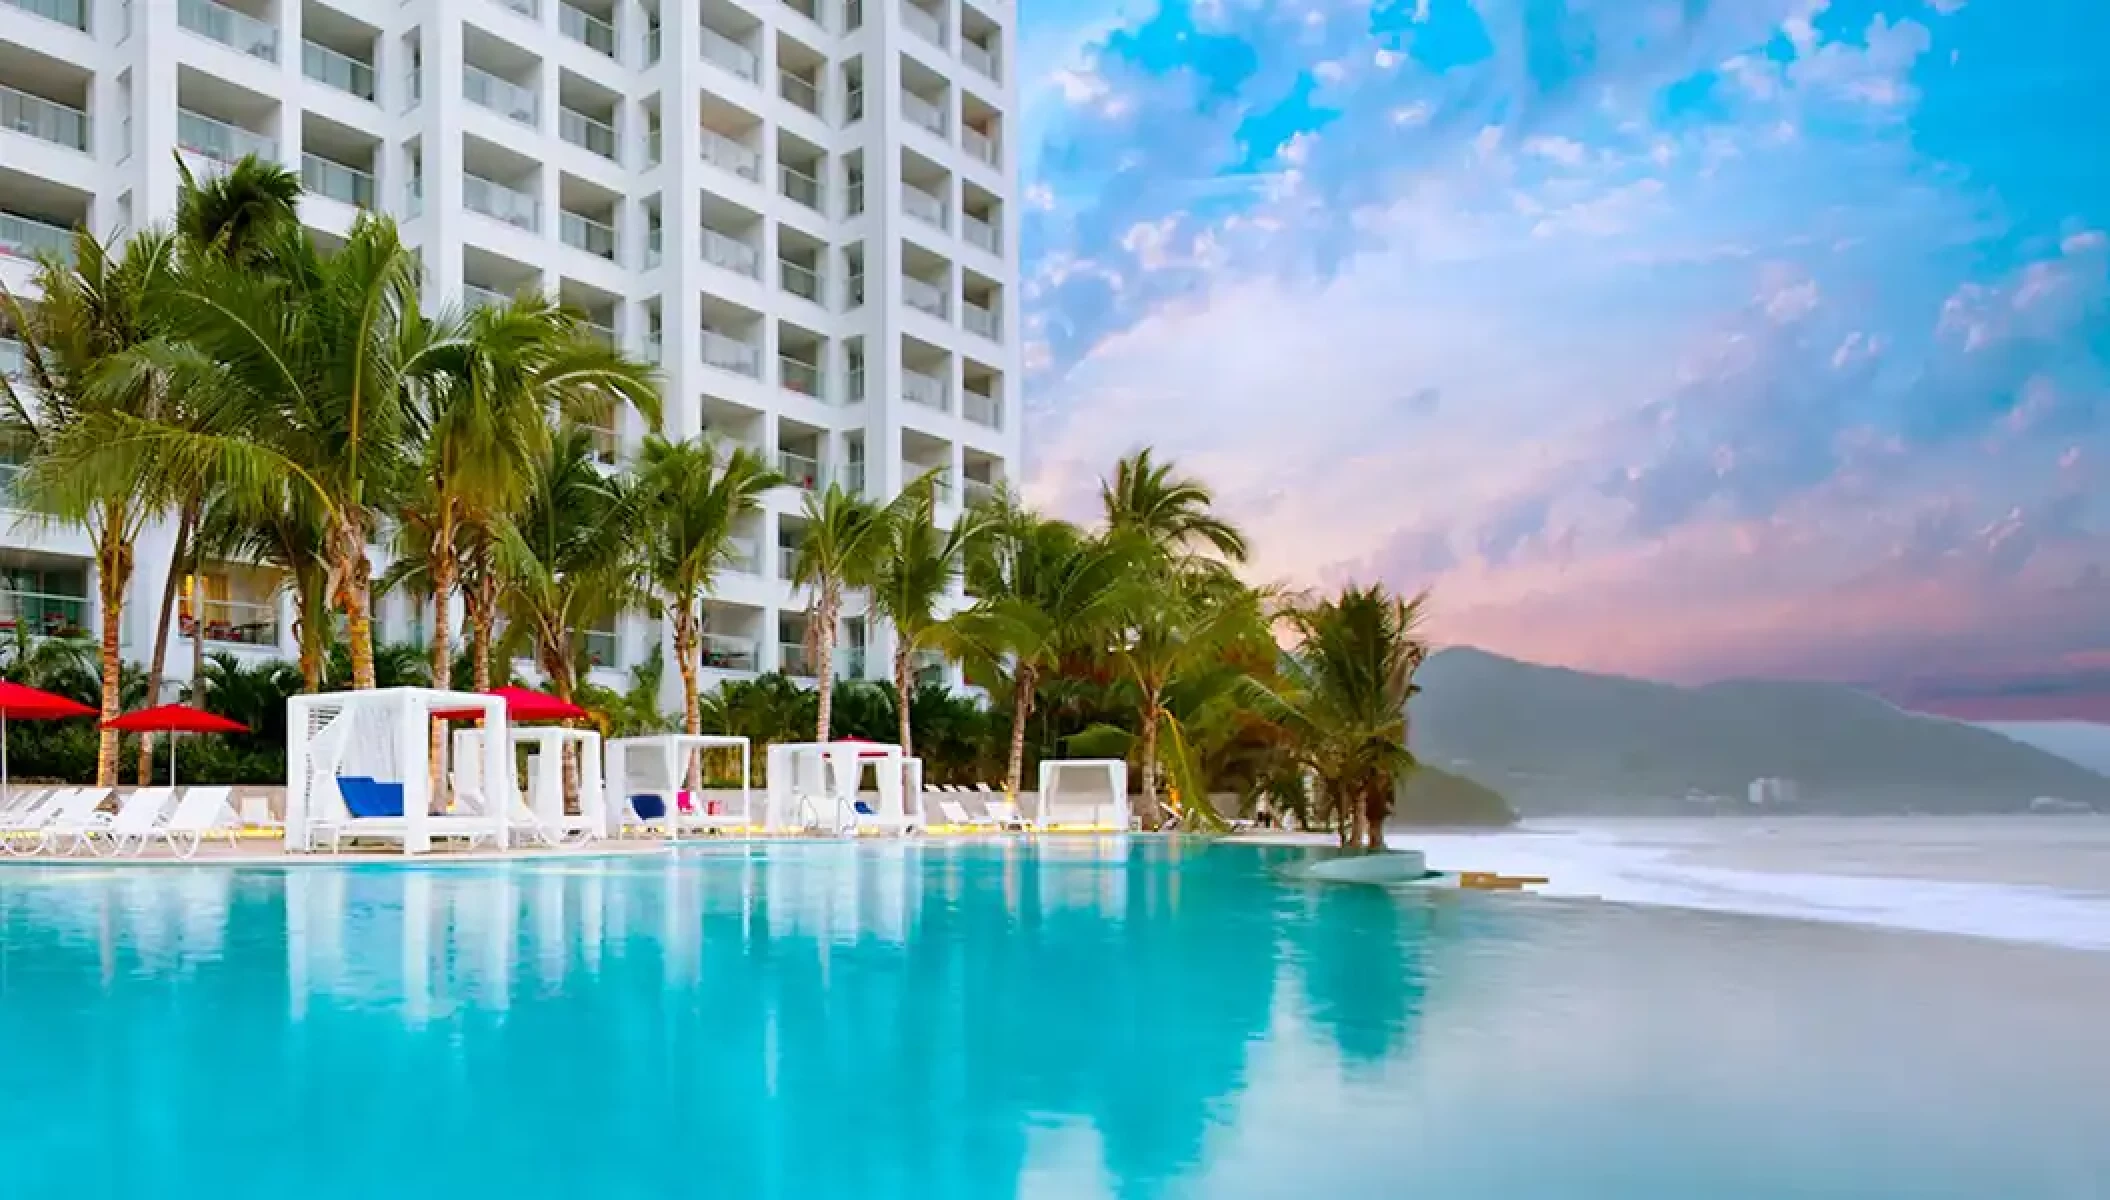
[1,838,2106,1199]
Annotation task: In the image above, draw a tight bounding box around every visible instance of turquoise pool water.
[2,839,2106,1198]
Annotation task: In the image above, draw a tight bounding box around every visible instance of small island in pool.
[1393,765,1520,827]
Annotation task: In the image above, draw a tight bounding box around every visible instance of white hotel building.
[0,0,1021,699]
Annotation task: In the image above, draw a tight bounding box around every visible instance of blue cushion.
[631,794,667,821]
[339,776,405,819]
[854,801,874,815]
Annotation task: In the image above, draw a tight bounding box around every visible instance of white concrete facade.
[0,0,1020,702]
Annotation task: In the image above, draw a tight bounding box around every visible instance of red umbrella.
[0,680,96,805]
[104,703,248,787]
[432,687,589,723]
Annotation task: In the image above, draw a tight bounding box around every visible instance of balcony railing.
[779,258,822,303]
[303,40,375,100]
[776,544,799,579]
[497,0,538,16]
[780,163,825,212]
[839,646,867,678]
[703,228,759,277]
[643,331,662,362]
[405,176,424,217]
[841,460,867,494]
[845,0,864,31]
[963,389,1002,429]
[778,357,823,400]
[846,366,866,404]
[780,70,821,116]
[179,0,279,62]
[964,212,999,254]
[903,184,947,230]
[777,449,821,489]
[913,647,947,687]
[963,39,998,80]
[302,154,375,208]
[846,271,865,309]
[646,21,661,64]
[583,322,618,349]
[779,642,815,677]
[923,468,955,504]
[0,85,89,153]
[701,129,760,182]
[463,283,509,310]
[561,211,617,260]
[463,64,538,126]
[178,109,277,166]
[781,0,824,28]
[0,212,75,263]
[702,633,756,672]
[0,588,89,639]
[584,629,621,669]
[902,92,946,137]
[846,177,866,216]
[645,125,661,165]
[701,330,760,378]
[963,478,998,509]
[963,300,999,339]
[702,28,758,83]
[183,598,279,646]
[902,368,947,412]
[964,126,998,166]
[844,86,864,124]
[0,460,23,509]
[560,107,619,160]
[903,276,948,319]
[464,174,539,231]
[6,0,87,31]
[726,536,759,574]
[560,3,618,58]
[900,0,942,46]
[0,337,23,380]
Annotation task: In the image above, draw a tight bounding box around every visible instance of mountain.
[1393,765,1518,827]
[1411,647,2110,815]
[1980,721,2110,778]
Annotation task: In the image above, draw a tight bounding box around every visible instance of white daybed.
[286,688,511,854]
[606,734,753,836]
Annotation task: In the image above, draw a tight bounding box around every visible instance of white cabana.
[452,725,608,840]
[764,741,922,835]
[286,688,510,854]
[1036,759,1130,831]
[606,734,752,836]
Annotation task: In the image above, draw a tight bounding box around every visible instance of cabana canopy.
[453,724,607,835]
[1036,759,1130,831]
[606,734,753,835]
[764,741,922,835]
[286,688,510,854]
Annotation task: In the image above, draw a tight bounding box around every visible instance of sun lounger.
[0,788,67,854]
[102,788,175,856]
[146,787,239,859]
[0,786,48,821]
[984,798,1029,831]
[30,788,116,856]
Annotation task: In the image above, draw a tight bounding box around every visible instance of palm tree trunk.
[1005,665,1037,797]
[468,573,496,692]
[295,569,326,692]
[427,535,455,692]
[186,533,206,701]
[1138,694,1161,829]
[333,519,377,689]
[812,583,838,741]
[136,501,196,784]
[94,527,131,788]
[1364,782,1388,851]
[893,640,914,758]
[674,606,702,793]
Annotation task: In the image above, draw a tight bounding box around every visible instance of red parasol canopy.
[0,680,96,719]
[434,687,589,722]
[103,703,249,734]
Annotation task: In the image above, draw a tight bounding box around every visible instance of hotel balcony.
[302,40,376,101]
[701,128,762,184]
[303,153,375,208]
[179,0,280,63]
[464,63,539,128]
[5,0,88,31]
[1,211,74,264]
[560,1,618,60]
[177,109,278,168]
[464,172,540,232]
[1,84,90,154]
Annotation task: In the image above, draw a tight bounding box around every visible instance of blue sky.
[1015,0,2110,717]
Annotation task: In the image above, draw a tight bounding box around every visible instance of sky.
[1013,0,2110,720]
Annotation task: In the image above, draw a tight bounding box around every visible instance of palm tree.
[637,434,778,736]
[867,473,990,759]
[1101,447,1248,563]
[131,158,303,781]
[0,227,178,784]
[788,482,889,741]
[196,480,333,692]
[1101,562,1270,827]
[80,212,440,689]
[396,296,658,693]
[1268,586,1430,850]
[953,488,1143,795]
[495,427,646,706]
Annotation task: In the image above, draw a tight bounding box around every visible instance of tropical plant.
[1262,585,1430,849]
[636,434,778,737]
[787,482,889,741]
[0,227,179,784]
[77,211,443,689]
[575,645,679,739]
[1101,447,1248,563]
[495,427,647,705]
[952,488,1144,795]
[867,473,990,759]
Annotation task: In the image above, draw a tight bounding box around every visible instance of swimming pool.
[1,839,2105,1198]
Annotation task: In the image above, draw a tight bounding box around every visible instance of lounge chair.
[984,797,1030,831]
[237,793,280,832]
[102,788,175,856]
[30,788,116,856]
[0,786,48,821]
[146,787,239,859]
[0,788,65,854]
